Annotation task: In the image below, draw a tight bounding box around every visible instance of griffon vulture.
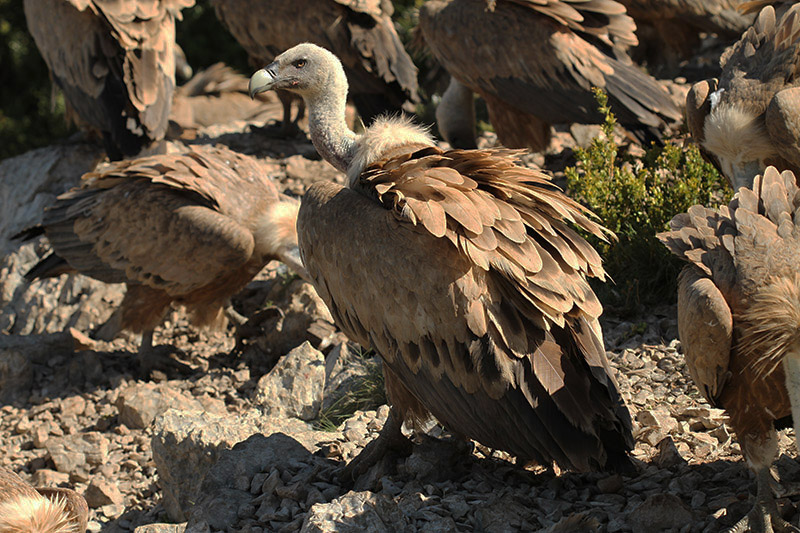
[21,145,304,372]
[169,62,283,133]
[685,3,800,190]
[23,0,194,160]
[213,0,419,133]
[249,43,634,475]
[617,0,754,69]
[419,0,682,151]
[658,166,800,532]
[0,466,88,533]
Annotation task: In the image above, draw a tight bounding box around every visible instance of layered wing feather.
[37,146,279,296]
[23,0,193,157]
[299,147,633,471]
[212,0,418,122]
[418,0,680,144]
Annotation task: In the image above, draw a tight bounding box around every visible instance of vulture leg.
[137,329,192,376]
[277,247,312,283]
[727,432,798,533]
[340,407,412,482]
[224,304,249,328]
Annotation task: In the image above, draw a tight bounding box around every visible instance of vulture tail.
[24,253,73,282]
[11,225,44,242]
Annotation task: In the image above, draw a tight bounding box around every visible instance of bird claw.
[338,410,412,485]
[725,502,799,533]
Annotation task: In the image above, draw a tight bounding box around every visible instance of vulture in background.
[419,0,682,151]
[0,466,88,533]
[23,0,195,160]
[686,3,800,191]
[20,145,305,372]
[169,62,283,134]
[658,167,800,533]
[213,0,419,133]
[617,0,754,72]
[250,43,634,476]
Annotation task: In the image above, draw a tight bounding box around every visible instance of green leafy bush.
[566,88,728,310]
[315,348,386,432]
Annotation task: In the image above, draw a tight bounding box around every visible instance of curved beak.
[249,62,279,98]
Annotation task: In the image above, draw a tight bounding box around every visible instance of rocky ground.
[1,73,799,533]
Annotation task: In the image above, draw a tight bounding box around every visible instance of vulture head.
[249,43,347,101]
[249,43,434,178]
[702,99,777,190]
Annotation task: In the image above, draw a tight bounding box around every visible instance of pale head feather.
[703,104,775,170]
[0,494,77,533]
[253,198,300,259]
[347,116,435,186]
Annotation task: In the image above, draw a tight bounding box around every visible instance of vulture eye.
[293,59,307,69]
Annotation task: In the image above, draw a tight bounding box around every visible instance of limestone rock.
[301,491,412,533]
[134,524,187,533]
[45,431,109,474]
[185,433,312,530]
[85,479,125,508]
[254,341,325,421]
[116,382,205,429]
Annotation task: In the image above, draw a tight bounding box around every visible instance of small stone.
[597,474,623,494]
[31,468,70,486]
[627,493,693,533]
[84,479,124,507]
[60,395,86,417]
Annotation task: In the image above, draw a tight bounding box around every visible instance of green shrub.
[315,348,386,432]
[566,88,728,310]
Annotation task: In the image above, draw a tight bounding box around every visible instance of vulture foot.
[137,330,193,378]
[726,469,799,533]
[339,408,412,484]
[225,305,249,328]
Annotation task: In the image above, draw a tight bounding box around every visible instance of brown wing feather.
[23,0,192,157]
[212,0,418,121]
[419,0,680,143]
[299,148,633,472]
[37,146,279,295]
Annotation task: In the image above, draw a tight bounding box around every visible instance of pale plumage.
[419,0,681,151]
[250,43,634,474]
[0,467,87,533]
[23,0,194,160]
[686,3,800,190]
[21,145,303,370]
[658,166,800,532]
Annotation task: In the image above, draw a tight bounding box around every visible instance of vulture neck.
[305,73,358,175]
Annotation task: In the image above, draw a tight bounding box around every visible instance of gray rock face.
[301,491,412,533]
[152,409,264,522]
[186,433,313,530]
[0,140,104,248]
[116,382,205,429]
[151,406,328,522]
[254,341,325,421]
